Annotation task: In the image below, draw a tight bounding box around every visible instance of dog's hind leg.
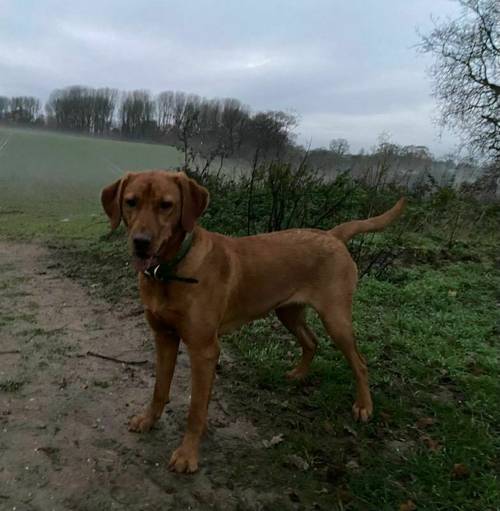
[315,290,373,422]
[276,304,318,380]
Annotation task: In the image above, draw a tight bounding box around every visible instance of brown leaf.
[322,420,335,434]
[421,435,441,452]
[451,463,470,480]
[399,500,417,511]
[467,361,485,376]
[416,417,436,429]
[285,454,309,471]
[336,486,353,504]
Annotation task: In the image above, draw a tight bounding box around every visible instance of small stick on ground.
[118,308,144,319]
[0,350,20,355]
[86,351,149,366]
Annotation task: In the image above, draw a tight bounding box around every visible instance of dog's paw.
[168,446,199,474]
[128,414,155,433]
[352,401,373,423]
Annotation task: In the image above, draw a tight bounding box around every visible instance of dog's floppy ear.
[175,172,209,232]
[101,175,130,230]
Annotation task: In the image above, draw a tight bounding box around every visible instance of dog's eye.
[160,200,172,210]
[125,198,137,208]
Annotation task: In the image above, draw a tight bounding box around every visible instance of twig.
[86,351,149,366]
[0,350,20,355]
[118,307,144,319]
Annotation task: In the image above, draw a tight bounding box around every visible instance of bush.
[187,158,499,280]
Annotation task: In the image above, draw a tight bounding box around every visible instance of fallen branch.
[0,350,20,355]
[86,351,149,366]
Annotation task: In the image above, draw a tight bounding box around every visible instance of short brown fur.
[101,170,405,473]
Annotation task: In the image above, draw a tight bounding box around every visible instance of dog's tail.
[330,198,406,244]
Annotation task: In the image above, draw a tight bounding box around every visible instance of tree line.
[0,86,299,169]
[1,1,498,171]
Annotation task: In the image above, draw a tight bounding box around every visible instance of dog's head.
[101,170,209,272]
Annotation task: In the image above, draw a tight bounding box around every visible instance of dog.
[101,170,405,473]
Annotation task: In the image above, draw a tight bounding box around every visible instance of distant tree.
[46,86,117,134]
[172,93,201,169]
[172,91,187,128]
[166,93,252,176]
[245,110,297,166]
[8,96,40,123]
[157,90,175,132]
[93,88,118,134]
[419,0,499,160]
[0,96,9,119]
[120,90,156,138]
[329,138,350,156]
[401,145,433,160]
[199,98,222,133]
[220,98,247,154]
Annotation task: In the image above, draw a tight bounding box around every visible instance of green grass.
[225,262,500,510]
[0,379,26,392]
[0,125,182,238]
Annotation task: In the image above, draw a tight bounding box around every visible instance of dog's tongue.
[133,256,155,273]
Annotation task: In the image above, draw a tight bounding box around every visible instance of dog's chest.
[139,279,185,326]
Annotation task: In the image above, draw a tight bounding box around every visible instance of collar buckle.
[143,232,198,285]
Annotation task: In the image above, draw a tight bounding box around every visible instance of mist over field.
[0,126,181,216]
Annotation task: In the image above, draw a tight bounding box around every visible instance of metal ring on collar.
[153,265,161,280]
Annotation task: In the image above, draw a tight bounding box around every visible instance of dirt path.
[0,242,293,511]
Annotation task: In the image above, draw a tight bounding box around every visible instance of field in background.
[0,126,182,238]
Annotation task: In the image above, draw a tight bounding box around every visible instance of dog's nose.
[133,233,152,256]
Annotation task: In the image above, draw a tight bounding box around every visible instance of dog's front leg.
[129,328,180,433]
[168,338,220,474]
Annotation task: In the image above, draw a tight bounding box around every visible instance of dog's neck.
[159,229,190,264]
[144,229,198,284]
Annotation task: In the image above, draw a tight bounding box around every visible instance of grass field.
[0,126,498,510]
[0,126,182,238]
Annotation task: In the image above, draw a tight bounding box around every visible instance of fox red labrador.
[101,170,405,473]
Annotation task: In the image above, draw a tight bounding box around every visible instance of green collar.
[144,231,198,284]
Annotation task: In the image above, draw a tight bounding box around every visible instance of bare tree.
[157,91,175,132]
[172,93,201,169]
[120,90,156,138]
[45,86,117,134]
[244,110,298,166]
[7,96,41,123]
[0,96,9,119]
[419,0,499,159]
[329,138,350,157]
[93,88,118,134]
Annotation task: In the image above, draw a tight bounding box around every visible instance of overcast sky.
[0,0,463,155]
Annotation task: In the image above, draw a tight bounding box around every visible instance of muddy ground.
[0,242,314,511]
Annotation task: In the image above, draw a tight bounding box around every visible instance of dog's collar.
[143,231,198,284]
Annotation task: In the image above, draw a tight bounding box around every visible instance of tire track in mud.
[0,242,296,511]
